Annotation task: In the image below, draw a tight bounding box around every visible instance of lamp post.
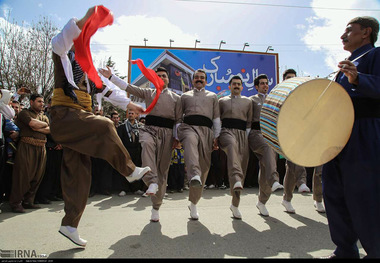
[144,38,148,46]
[243,43,249,51]
[219,40,226,49]
[195,39,200,48]
[170,39,174,47]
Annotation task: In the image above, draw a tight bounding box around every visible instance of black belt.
[251,121,261,130]
[183,115,213,129]
[145,115,175,129]
[221,118,247,131]
[352,98,380,119]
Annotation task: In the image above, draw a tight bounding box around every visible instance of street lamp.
[195,39,200,48]
[266,45,274,52]
[243,43,249,51]
[144,38,148,46]
[170,39,174,47]
[219,40,226,49]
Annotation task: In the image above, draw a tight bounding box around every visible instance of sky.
[1,0,380,82]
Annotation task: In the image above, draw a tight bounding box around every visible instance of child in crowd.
[167,143,185,193]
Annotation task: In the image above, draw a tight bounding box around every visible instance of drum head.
[276,78,354,167]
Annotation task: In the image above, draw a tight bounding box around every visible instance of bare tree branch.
[0,13,58,105]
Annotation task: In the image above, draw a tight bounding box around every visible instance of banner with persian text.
[128,46,279,98]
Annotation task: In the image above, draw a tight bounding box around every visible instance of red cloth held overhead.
[74,5,113,89]
[131,59,164,114]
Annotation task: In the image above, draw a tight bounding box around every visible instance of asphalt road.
[0,187,365,259]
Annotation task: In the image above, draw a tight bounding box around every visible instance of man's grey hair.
[348,16,379,45]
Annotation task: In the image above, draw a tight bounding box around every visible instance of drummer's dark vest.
[352,97,380,119]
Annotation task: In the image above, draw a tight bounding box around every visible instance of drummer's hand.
[338,60,358,85]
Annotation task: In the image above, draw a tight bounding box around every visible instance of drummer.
[248,74,283,217]
[322,16,380,258]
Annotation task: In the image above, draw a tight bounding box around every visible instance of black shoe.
[36,198,51,204]
[22,202,41,209]
[49,196,63,201]
[100,190,112,196]
[12,204,26,213]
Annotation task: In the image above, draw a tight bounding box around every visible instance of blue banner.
[129,46,278,98]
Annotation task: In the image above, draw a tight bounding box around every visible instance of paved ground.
[0,187,365,259]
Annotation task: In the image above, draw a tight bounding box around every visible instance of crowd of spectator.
[0,89,316,215]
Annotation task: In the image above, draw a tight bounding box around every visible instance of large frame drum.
[260,77,354,167]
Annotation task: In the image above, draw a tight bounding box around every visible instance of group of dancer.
[50,6,379,258]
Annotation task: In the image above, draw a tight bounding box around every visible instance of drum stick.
[303,50,372,120]
[302,72,339,120]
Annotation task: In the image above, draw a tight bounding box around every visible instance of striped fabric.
[65,50,97,103]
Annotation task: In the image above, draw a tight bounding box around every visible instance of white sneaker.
[188,203,199,220]
[118,190,127,197]
[230,205,242,219]
[233,181,243,192]
[208,184,215,189]
[190,175,202,188]
[314,201,326,213]
[145,183,158,196]
[151,208,159,222]
[256,201,269,217]
[126,166,151,183]
[298,183,311,193]
[134,190,144,195]
[281,200,296,213]
[59,226,87,247]
[271,181,284,192]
